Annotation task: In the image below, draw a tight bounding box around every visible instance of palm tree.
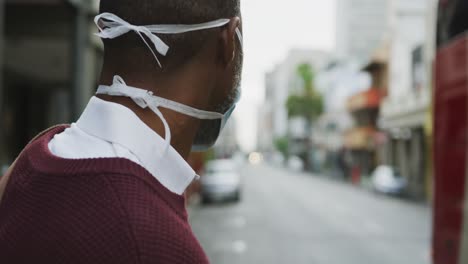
[286,63,323,121]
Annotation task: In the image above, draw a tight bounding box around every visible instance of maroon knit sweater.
[0,126,209,264]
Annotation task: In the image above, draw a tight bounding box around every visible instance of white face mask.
[94,13,243,152]
[94,12,243,67]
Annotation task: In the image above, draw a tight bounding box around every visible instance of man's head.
[98,0,243,114]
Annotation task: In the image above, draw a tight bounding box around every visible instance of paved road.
[189,163,431,264]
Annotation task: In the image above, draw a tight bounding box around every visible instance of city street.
[189,163,431,264]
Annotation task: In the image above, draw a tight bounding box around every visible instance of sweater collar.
[76,96,197,195]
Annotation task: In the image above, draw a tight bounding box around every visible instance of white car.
[371,165,408,195]
[200,159,242,204]
[287,156,304,172]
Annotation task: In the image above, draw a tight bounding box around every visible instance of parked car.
[200,159,242,204]
[287,156,304,172]
[1,165,9,176]
[371,165,407,195]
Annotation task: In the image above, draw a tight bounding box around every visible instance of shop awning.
[347,88,382,112]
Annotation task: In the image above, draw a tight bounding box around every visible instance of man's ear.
[219,17,241,68]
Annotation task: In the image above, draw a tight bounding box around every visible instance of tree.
[274,137,289,157]
[286,63,324,121]
[297,63,315,97]
[286,95,324,121]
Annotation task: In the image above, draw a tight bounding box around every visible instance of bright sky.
[234,0,337,152]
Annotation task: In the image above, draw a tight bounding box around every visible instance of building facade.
[336,0,390,63]
[310,111,353,177]
[257,71,275,152]
[213,118,239,159]
[344,58,388,182]
[0,0,102,169]
[379,0,435,200]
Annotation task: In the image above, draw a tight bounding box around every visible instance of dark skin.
[97,17,241,160]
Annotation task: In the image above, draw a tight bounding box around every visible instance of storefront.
[345,87,384,183]
[380,103,430,199]
[344,56,387,185]
[379,41,433,200]
[344,126,378,175]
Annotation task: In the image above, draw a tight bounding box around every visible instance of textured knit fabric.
[0,126,209,264]
[48,97,198,195]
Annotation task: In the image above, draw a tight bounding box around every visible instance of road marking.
[212,240,248,255]
[231,240,248,254]
[225,216,246,229]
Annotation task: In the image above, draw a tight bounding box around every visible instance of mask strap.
[96,76,224,151]
[235,28,243,49]
[95,13,170,67]
[95,12,242,67]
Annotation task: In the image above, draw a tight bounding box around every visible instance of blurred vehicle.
[1,165,8,176]
[371,166,407,195]
[270,152,285,166]
[433,1,468,263]
[232,151,247,167]
[248,152,263,165]
[287,156,304,172]
[200,159,242,204]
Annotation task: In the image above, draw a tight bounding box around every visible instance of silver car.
[371,165,408,195]
[200,159,242,204]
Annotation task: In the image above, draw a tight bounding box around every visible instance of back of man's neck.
[96,94,200,160]
[97,62,215,159]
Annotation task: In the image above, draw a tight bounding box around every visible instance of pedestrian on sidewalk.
[0,0,243,263]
